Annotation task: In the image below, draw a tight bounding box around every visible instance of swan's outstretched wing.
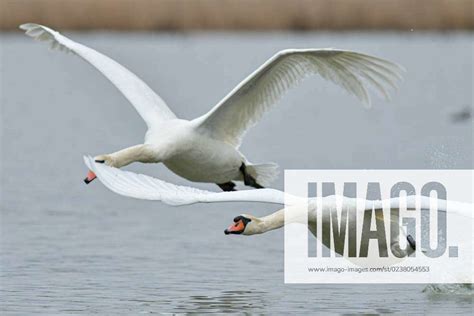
[194,49,404,147]
[84,155,472,218]
[20,23,176,128]
[317,195,473,219]
[380,196,473,219]
[84,156,284,206]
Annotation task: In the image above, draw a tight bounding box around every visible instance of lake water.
[1,31,473,314]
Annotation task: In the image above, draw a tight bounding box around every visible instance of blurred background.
[1,0,473,30]
[1,0,473,315]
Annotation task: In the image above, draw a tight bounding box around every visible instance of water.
[1,31,473,314]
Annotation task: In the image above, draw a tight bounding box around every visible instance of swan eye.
[233,215,251,224]
[95,159,105,164]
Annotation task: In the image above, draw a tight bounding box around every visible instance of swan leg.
[407,235,416,251]
[240,163,264,189]
[217,182,237,192]
[390,235,417,257]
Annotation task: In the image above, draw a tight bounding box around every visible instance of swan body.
[159,122,245,184]
[22,23,404,190]
[142,119,245,184]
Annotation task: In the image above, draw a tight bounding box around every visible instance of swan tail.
[247,162,280,187]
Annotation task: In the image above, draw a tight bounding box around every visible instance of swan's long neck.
[252,205,311,234]
[256,209,285,234]
[109,144,158,168]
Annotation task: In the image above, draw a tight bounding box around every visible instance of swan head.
[224,214,260,235]
[84,155,114,184]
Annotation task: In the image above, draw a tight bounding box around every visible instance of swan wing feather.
[84,156,285,206]
[319,195,473,219]
[194,49,404,147]
[20,23,176,128]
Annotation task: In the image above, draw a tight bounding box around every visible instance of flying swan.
[84,156,473,260]
[22,23,404,191]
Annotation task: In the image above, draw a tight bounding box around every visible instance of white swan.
[84,156,473,260]
[22,23,404,191]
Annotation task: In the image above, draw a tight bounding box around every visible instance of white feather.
[84,156,285,205]
[194,49,405,147]
[20,23,176,129]
[85,156,473,220]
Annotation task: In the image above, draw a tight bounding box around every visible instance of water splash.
[423,283,473,296]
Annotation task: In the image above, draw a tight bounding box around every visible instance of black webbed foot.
[407,234,416,251]
[240,163,264,189]
[217,182,237,192]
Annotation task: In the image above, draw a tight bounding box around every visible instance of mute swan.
[84,156,473,260]
[22,23,404,191]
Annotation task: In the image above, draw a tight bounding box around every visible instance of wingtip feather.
[83,155,95,171]
[19,23,38,31]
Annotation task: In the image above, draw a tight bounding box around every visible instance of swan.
[83,156,473,261]
[21,23,404,191]
[79,157,474,281]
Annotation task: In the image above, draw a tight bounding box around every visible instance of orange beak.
[84,170,97,184]
[224,219,245,235]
